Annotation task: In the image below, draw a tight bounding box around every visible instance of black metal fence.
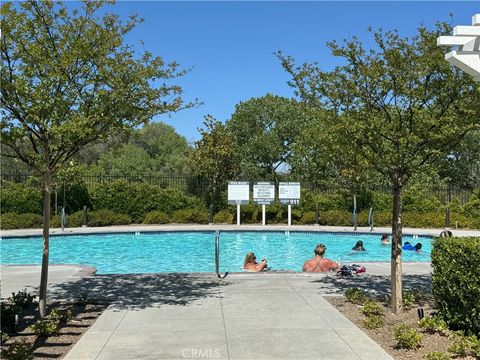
[1,172,477,205]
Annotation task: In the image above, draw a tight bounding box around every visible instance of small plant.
[31,318,59,336]
[1,330,10,343]
[393,324,423,349]
[362,315,384,329]
[448,333,480,358]
[49,308,73,324]
[423,351,451,360]
[0,339,33,360]
[402,288,428,309]
[345,288,368,305]
[361,300,384,317]
[10,289,36,309]
[418,316,448,334]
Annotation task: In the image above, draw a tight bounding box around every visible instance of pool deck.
[1,225,479,360]
[2,224,480,238]
[1,264,433,360]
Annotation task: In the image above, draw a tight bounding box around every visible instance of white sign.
[279,182,301,205]
[228,181,250,205]
[253,182,275,205]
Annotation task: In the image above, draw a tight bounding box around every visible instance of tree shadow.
[48,273,225,310]
[307,274,432,296]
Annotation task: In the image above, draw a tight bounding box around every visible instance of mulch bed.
[327,296,477,360]
[1,302,107,359]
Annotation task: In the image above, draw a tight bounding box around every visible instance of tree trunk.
[39,170,51,318]
[391,173,403,314]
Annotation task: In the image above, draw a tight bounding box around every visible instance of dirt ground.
[327,296,477,360]
[1,302,106,359]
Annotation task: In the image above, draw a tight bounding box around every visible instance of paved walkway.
[1,263,433,360]
[3,224,473,359]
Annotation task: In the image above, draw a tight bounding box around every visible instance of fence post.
[315,203,320,226]
[83,206,88,227]
[445,207,450,228]
[353,194,357,231]
[209,204,214,225]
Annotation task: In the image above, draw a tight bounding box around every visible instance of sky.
[97,1,479,143]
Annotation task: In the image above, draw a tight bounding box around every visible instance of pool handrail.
[215,231,228,279]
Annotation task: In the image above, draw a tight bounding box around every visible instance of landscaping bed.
[1,298,106,360]
[327,292,479,360]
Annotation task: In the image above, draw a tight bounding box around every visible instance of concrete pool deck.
[1,263,433,360]
[2,225,479,359]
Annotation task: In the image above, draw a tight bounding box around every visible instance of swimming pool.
[0,231,431,274]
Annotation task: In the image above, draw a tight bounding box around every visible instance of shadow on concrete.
[308,274,431,296]
[49,273,225,310]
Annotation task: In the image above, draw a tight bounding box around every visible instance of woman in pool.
[243,252,268,272]
[352,240,366,251]
[302,244,339,272]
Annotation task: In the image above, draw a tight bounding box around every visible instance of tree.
[1,1,194,317]
[277,23,480,313]
[438,130,480,189]
[227,94,307,180]
[132,122,191,176]
[190,115,239,208]
[98,143,156,174]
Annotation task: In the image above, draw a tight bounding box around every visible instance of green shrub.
[90,181,204,222]
[87,209,131,226]
[319,210,351,226]
[463,190,480,218]
[345,288,368,305]
[0,339,33,360]
[372,192,392,211]
[171,208,208,224]
[315,193,345,211]
[10,290,36,310]
[363,315,384,329]
[49,308,73,324]
[0,182,42,215]
[403,189,441,213]
[361,300,384,317]
[53,182,91,214]
[31,318,59,336]
[418,316,448,334]
[300,211,317,224]
[448,333,480,357]
[423,351,451,360]
[213,210,234,224]
[0,213,43,230]
[143,211,170,224]
[402,288,429,309]
[393,324,423,349]
[431,237,480,335]
[370,210,392,227]
[50,210,84,228]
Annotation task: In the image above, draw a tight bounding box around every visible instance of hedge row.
[3,207,480,230]
[431,237,480,336]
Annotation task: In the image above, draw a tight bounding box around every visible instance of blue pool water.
[0,232,431,274]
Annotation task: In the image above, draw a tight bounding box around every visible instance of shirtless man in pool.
[302,243,339,272]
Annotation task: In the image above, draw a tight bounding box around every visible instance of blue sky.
[104,1,479,142]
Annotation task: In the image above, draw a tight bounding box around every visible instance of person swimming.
[352,240,366,251]
[381,234,389,245]
[243,252,268,272]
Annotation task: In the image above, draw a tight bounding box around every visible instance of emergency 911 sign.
[279,182,301,205]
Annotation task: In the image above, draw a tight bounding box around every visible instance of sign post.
[279,182,301,226]
[253,182,275,226]
[228,181,250,226]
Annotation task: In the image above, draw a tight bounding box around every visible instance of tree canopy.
[277,22,480,313]
[0,0,195,316]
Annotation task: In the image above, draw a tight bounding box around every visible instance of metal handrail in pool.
[215,231,228,279]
